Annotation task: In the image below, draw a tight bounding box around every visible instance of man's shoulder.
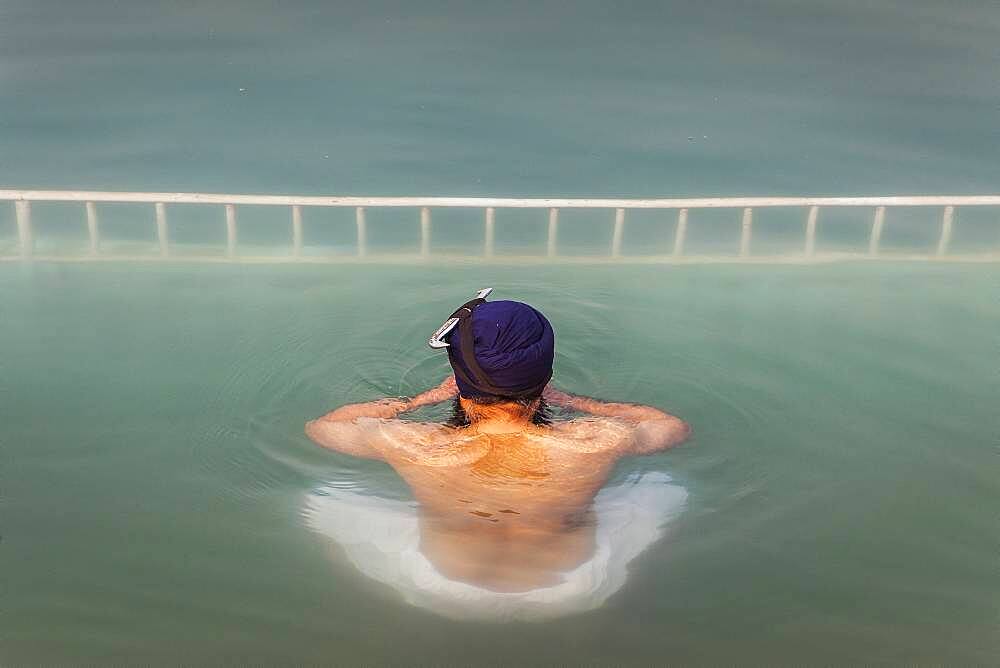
[367,419,489,465]
[532,417,634,454]
[371,417,635,460]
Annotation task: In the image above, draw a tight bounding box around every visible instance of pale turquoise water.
[3,1,1000,665]
[3,0,1000,255]
[2,0,1000,198]
[3,263,999,664]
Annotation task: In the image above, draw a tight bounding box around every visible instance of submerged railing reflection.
[2,190,999,262]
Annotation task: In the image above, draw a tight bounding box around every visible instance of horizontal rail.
[4,190,999,265]
[2,189,1000,208]
[5,252,999,266]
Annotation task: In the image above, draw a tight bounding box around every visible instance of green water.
[3,0,1000,664]
[3,263,998,664]
[2,0,1000,199]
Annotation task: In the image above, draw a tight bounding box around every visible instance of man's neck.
[472,419,531,434]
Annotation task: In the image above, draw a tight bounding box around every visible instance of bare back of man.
[306,381,690,593]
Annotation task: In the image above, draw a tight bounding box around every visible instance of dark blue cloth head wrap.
[447,300,554,399]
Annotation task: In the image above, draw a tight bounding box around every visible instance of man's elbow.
[304,420,325,446]
[633,417,690,454]
[673,419,692,447]
[656,417,691,450]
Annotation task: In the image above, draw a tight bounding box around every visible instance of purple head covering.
[447,300,554,399]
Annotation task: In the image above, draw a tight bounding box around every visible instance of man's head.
[445,299,555,409]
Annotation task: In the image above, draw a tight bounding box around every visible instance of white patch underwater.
[302,471,687,622]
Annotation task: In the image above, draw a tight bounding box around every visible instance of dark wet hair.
[446,395,551,428]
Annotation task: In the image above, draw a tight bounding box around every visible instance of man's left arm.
[304,376,458,459]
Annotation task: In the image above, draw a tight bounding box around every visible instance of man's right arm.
[543,387,691,454]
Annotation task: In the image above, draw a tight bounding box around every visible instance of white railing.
[2,189,999,262]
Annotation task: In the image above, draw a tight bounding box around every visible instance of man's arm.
[304,376,458,459]
[543,386,690,454]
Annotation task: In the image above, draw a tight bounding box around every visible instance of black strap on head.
[454,307,509,396]
[446,298,509,397]
[448,298,487,320]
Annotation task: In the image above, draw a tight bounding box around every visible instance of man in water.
[304,295,689,619]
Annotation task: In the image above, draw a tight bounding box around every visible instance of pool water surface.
[2,262,998,665]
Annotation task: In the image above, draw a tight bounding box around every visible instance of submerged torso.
[365,417,635,592]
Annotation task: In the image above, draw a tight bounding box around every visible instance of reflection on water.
[303,470,686,621]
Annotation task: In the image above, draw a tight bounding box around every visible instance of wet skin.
[306,380,689,592]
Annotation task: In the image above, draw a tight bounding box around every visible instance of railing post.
[805,206,819,257]
[547,208,558,258]
[420,207,431,257]
[225,204,237,258]
[155,202,168,257]
[86,202,99,255]
[937,205,954,256]
[484,207,495,257]
[673,208,688,257]
[739,207,753,257]
[869,206,886,256]
[292,205,303,257]
[356,207,367,257]
[611,208,625,258]
[15,201,32,259]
